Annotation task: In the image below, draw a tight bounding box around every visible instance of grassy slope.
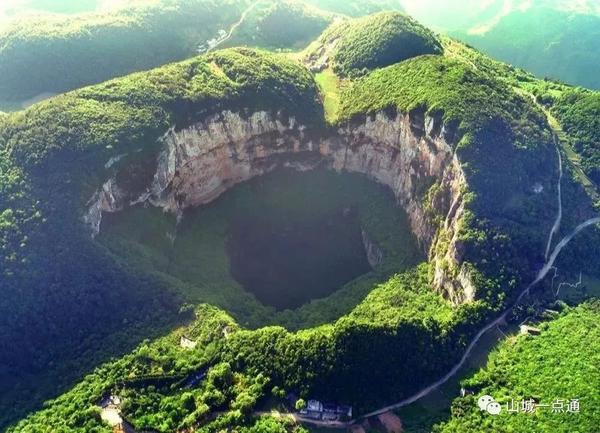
[314,68,343,123]
[305,11,439,121]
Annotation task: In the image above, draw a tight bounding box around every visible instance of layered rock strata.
[85,110,473,303]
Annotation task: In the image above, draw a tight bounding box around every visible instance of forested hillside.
[0,0,405,106]
[1,7,599,433]
[7,268,474,433]
[551,91,600,185]
[453,7,600,90]
[435,302,600,433]
[223,1,333,50]
[302,0,404,17]
[0,0,250,102]
[400,1,600,89]
[338,50,557,307]
[305,12,441,77]
[0,48,322,428]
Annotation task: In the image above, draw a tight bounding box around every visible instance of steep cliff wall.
[85,110,473,303]
[361,229,384,268]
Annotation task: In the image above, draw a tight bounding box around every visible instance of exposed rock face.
[361,229,384,268]
[84,178,124,236]
[304,35,340,73]
[85,110,474,304]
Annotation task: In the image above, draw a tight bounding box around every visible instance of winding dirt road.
[207,1,260,53]
[268,129,599,428]
[356,133,600,420]
[545,136,563,259]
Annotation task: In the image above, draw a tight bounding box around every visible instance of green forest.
[310,12,442,77]
[0,0,249,101]
[224,1,333,50]
[0,0,406,105]
[1,4,599,433]
[0,47,323,428]
[453,6,600,90]
[7,266,479,433]
[435,302,600,433]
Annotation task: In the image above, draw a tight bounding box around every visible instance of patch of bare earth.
[377,411,403,433]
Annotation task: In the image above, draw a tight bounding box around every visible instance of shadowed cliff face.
[85,109,472,304]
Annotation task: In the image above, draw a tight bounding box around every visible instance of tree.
[295,398,306,411]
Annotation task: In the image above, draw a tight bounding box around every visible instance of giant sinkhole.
[90,109,461,325]
[99,168,423,320]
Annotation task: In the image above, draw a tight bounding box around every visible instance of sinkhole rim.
[97,167,425,326]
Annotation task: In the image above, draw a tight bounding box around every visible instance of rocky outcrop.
[361,229,384,268]
[85,109,475,304]
[84,178,124,236]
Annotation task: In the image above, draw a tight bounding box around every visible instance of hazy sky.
[1,0,598,29]
[400,0,600,32]
[0,0,144,20]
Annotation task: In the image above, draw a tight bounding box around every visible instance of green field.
[314,69,343,123]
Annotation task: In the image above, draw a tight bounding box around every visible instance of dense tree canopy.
[2,10,600,433]
[0,0,250,101]
[0,47,322,428]
[552,91,600,185]
[306,12,442,77]
[340,54,556,306]
[435,302,600,433]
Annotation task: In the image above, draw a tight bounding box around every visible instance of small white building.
[299,399,352,420]
[98,395,123,427]
[520,325,541,335]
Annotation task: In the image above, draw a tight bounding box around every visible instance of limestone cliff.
[84,178,125,235]
[361,229,384,268]
[85,110,474,304]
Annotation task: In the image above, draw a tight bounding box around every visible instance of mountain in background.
[1,4,599,433]
[401,0,600,89]
[0,0,404,109]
